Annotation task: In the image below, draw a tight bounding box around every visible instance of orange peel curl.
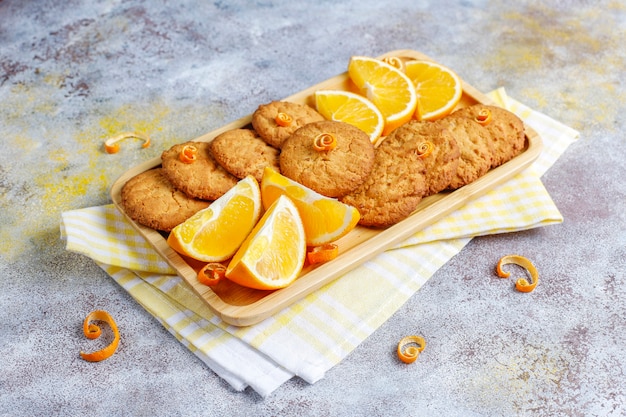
[179,144,198,164]
[79,310,120,362]
[313,133,337,152]
[104,131,150,154]
[475,108,492,126]
[382,56,405,72]
[397,335,426,364]
[197,262,227,286]
[275,112,293,127]
[416,141,434,159]
[496,254,539,293]
[307,243,339,265]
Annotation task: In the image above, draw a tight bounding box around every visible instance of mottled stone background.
[1,0,625,415]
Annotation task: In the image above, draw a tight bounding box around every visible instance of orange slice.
[347,56,417,135]
[226,195,306,290]
[167,176,262,262]
[261,167,360,246]
[314,90,384,144]
[404,60,463,121]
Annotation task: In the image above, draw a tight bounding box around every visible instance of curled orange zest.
[313,133,337,152]
[475,108,492,126]
[104,131,150,154]
[179,144,198,164]
[416,141,434,159]
[79,310,120,362]
[197,262,226,286]
[496,254,539,293]
[397,335,426,364]
[382,56,405,72]
[307,243,339,265]
[275,112,293,127]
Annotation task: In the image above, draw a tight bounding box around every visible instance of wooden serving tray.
[110,49,543,326]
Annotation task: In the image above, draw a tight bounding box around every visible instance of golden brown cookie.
[340,129,427,228]
[252,100,325,148]
[161,141,238,200]
[279,120,375,198]
[388,120,460,197]
[209,128,280,183]
[121,168,210,232]
[438,117,494,190]
[449,104,526,168]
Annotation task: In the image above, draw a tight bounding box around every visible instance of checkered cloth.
[60,89,578,397]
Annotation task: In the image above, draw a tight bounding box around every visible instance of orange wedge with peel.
[226,194,306,290]
[167,176,262,262]
[347,56,418,135]
[314,90,384,144]
[404,59,463,121]
[261,167,360,246]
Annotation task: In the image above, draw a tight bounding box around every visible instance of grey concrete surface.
[1,0,625,415]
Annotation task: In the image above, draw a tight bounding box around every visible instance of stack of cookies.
[341,104,526,227]
[121,100,326,231]
[121,99,526,232]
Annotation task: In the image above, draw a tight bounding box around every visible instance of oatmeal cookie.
[279,120,375,198]
[161,141,238,200]
[252,100,325,148]
[209,128,280,183]
[437,117,494,189]
[340,129,428,228]
[388,120,460,197]
[121,168,210,232]
[449,104,526,168]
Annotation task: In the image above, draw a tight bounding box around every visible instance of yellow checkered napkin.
[60,89,578,397]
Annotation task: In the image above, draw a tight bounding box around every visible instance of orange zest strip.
[416,141,434,159]
[275,112,293,127]
[179,144,198,164]
[475,108,492,126]
[382,56,405,72]
[104,131,150,154]
[197,262,227,286]
[397,335,426,364]
[496,255,539,293]
[307,243,339,265]
[79,310,120,362]
[313,133,337,152]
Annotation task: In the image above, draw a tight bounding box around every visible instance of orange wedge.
[347,56,417,135]
[404,60,463,121]
[314,90,384,144]
[226,195,306,290]
[167,176,262,262]
[261,167,360,246]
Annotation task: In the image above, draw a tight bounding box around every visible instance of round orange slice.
[347,56,418,135]
[404,60,463,121]
[261,167,360,246]
[314,90,384,144]
[167,176,262,262]
[226,195,306,290]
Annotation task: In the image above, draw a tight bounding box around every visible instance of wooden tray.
[110,49,542,326]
